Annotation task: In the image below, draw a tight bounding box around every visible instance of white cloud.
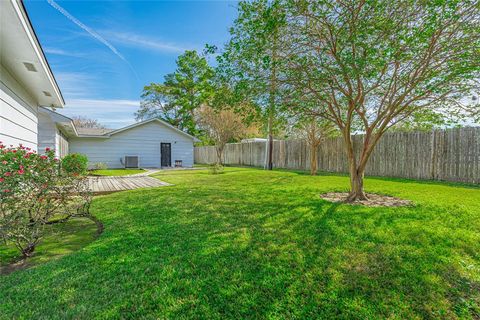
[104,31,189,53]
[67,99,139,108]
[55,72,96,98]
[52,72,140,128]
[44,47,86,58]
[61,99,140,128]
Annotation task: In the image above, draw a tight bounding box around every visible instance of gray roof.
[74,118,199,141]
[76,127,113,136]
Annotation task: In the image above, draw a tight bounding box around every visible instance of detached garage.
[69,118,198,169]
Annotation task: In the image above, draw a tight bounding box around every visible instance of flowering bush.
[0,143,91,258]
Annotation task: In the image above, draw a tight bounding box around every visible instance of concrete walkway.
[129,168,162,177]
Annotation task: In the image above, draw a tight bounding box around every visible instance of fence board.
[194,128,480,184]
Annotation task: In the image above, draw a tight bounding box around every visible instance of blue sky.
[25,0,238,128]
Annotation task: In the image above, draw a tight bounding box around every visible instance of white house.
[1,0,196,168]
[69,118,198,169]
[0,0,65,151]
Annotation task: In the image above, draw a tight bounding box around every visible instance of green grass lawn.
[89,168,145,176]
[1,167,479,319]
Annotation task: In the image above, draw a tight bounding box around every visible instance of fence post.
[430,130,436,180]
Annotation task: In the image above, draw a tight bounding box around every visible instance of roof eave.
[108,118,199,141]
[75,135,111,139]
[38,107,77,137]
[16,0,65,107]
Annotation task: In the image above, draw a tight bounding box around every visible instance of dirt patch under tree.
[320,192,413,207]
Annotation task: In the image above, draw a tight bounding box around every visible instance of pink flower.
[0,178,4,183]
[2,160,7,165]
[40,155,48,160]
[45,147,50,152]
[4,172,11,177]
[17,169,24,175]
[3,189,10,193]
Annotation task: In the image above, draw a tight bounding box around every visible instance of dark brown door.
[160,143,171,167]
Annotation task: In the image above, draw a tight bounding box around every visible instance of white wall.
[37,112,68,157]
[37,112,55,153]
[70,121,194,168]
[57,130,69,158]
[0,64,38,150]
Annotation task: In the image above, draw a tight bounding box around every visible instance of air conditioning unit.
[124,156,139,168]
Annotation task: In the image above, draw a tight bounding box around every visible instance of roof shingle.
[76,127,113,136]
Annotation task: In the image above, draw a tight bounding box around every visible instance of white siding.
[0,64,38,150]
[37,112,56,153]
[70,121,194,168]
[57,130,69,158]
[37,112,69,158]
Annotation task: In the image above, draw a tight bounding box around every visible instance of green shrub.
[209,163,224,175]
[62,153,88,176]
[93,162,108,170]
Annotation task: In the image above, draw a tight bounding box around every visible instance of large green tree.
[221,0,288,169]
[280,0,479,201]
[136,50,214,136]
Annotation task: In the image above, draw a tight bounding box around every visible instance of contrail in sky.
[46,0,139,79]
[46,0,125,61]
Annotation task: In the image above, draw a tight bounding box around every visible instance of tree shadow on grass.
[294,200,480,319]
[0,217,98,275]
[272,167,480,190]
[1,181,479,319]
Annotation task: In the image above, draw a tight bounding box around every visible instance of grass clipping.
[320,192,413,207]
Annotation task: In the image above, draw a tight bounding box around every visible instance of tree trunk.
[347,165,368,202]
[267,130,273,170]
[216,146,224,165]
[267,24,278,171]
[21,243,36,258]
[340,126,386,202]
[310,143,318,175]
[343,131,369,202]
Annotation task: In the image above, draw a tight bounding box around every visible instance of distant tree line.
[71,116,107,129]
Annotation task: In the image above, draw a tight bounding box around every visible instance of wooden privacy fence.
[195,127,480,184]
